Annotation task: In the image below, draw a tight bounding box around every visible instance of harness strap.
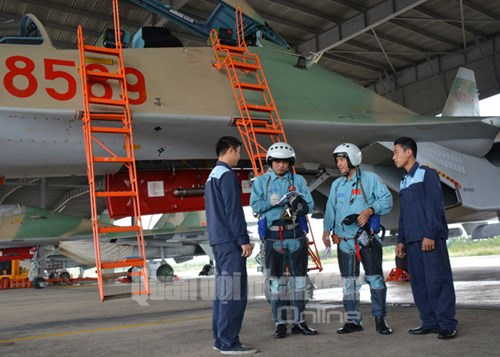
[268,223,298,231]
[279,226,283,253]
[354,241,362,262]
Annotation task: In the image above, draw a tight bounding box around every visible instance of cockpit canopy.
[0,14,45,45]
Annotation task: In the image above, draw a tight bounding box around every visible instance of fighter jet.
[0,204,215,280]
[0,0,498,269]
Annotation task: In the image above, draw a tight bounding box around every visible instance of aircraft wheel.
[156,263,174,282]
[199,264,214,276]
[58,271,71,285]
[59,271,70,279]
[33,276,47,289]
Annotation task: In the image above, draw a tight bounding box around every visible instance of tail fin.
[442,67,480,117]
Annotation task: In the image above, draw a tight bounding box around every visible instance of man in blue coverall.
[322,143,393,335]
[250,142,317,339]
[205,136,257,355]
[393,137,458,340]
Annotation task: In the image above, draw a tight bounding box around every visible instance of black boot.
[337,322,363,334]
[273,324,287,339]
[291,322,318,335]
[375,317,393,335]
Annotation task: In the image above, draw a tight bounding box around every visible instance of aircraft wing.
[0,204,94,249]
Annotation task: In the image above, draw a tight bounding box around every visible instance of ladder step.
[245,104,275,113]
[94,156,133,163]
[252,128,283,135]
[89,97,126,106]
[87,71,123,80]
[255,153,267,161]
[83,45,121,56]
[218,44,247,53]
[91,126,128,134]
[232,117,270,127]
[232,61,259,71]
[103,293,133,301]
[239,82,266,91]
[95,191,136,198]
[234,117,282,135]
[89,113,125,121]
[100,257,145,269]
[98,225,141,234]
[101,272,133,280]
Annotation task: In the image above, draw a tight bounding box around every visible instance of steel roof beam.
[15,0,143,28]
[395,16,500,24]
[367,33,500,105]
[329,49,449,56]
[297,0,429,54]
[262,13,318,35]
[369,31,431,54]
[450,0,500,20]
[390,19,462,47]
[323,52,390,72]
[263,0,341,23]
[414,6,489,39]
[371,29,396,73]
[337,40,415,64]
[324,0,365,13]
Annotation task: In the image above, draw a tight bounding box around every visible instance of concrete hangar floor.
[1,255,499,357]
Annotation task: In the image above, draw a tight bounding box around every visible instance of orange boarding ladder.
[77,0,149,301]
[210,8,322,272]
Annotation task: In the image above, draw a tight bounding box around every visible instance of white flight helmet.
[266,142,296,165]
[333,143,362,168]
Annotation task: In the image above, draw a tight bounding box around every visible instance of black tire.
[156,263,174,282]
[199,264,214,276]
[59,271,70,279]
[33,276,47,289]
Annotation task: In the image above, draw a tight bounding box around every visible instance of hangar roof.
[1,0,499,116]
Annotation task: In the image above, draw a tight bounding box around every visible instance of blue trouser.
[337,239,387,324]
[212,241,248,351]
[264,236,308,325]
[407,238,457,330]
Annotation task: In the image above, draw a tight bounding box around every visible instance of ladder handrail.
[77,0,150,302]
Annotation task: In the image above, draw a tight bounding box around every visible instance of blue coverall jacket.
[398,162,449,243]
[205,161,249,246]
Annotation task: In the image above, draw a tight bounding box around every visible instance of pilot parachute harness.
[210,8,322,272]
[77,0,149,302]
